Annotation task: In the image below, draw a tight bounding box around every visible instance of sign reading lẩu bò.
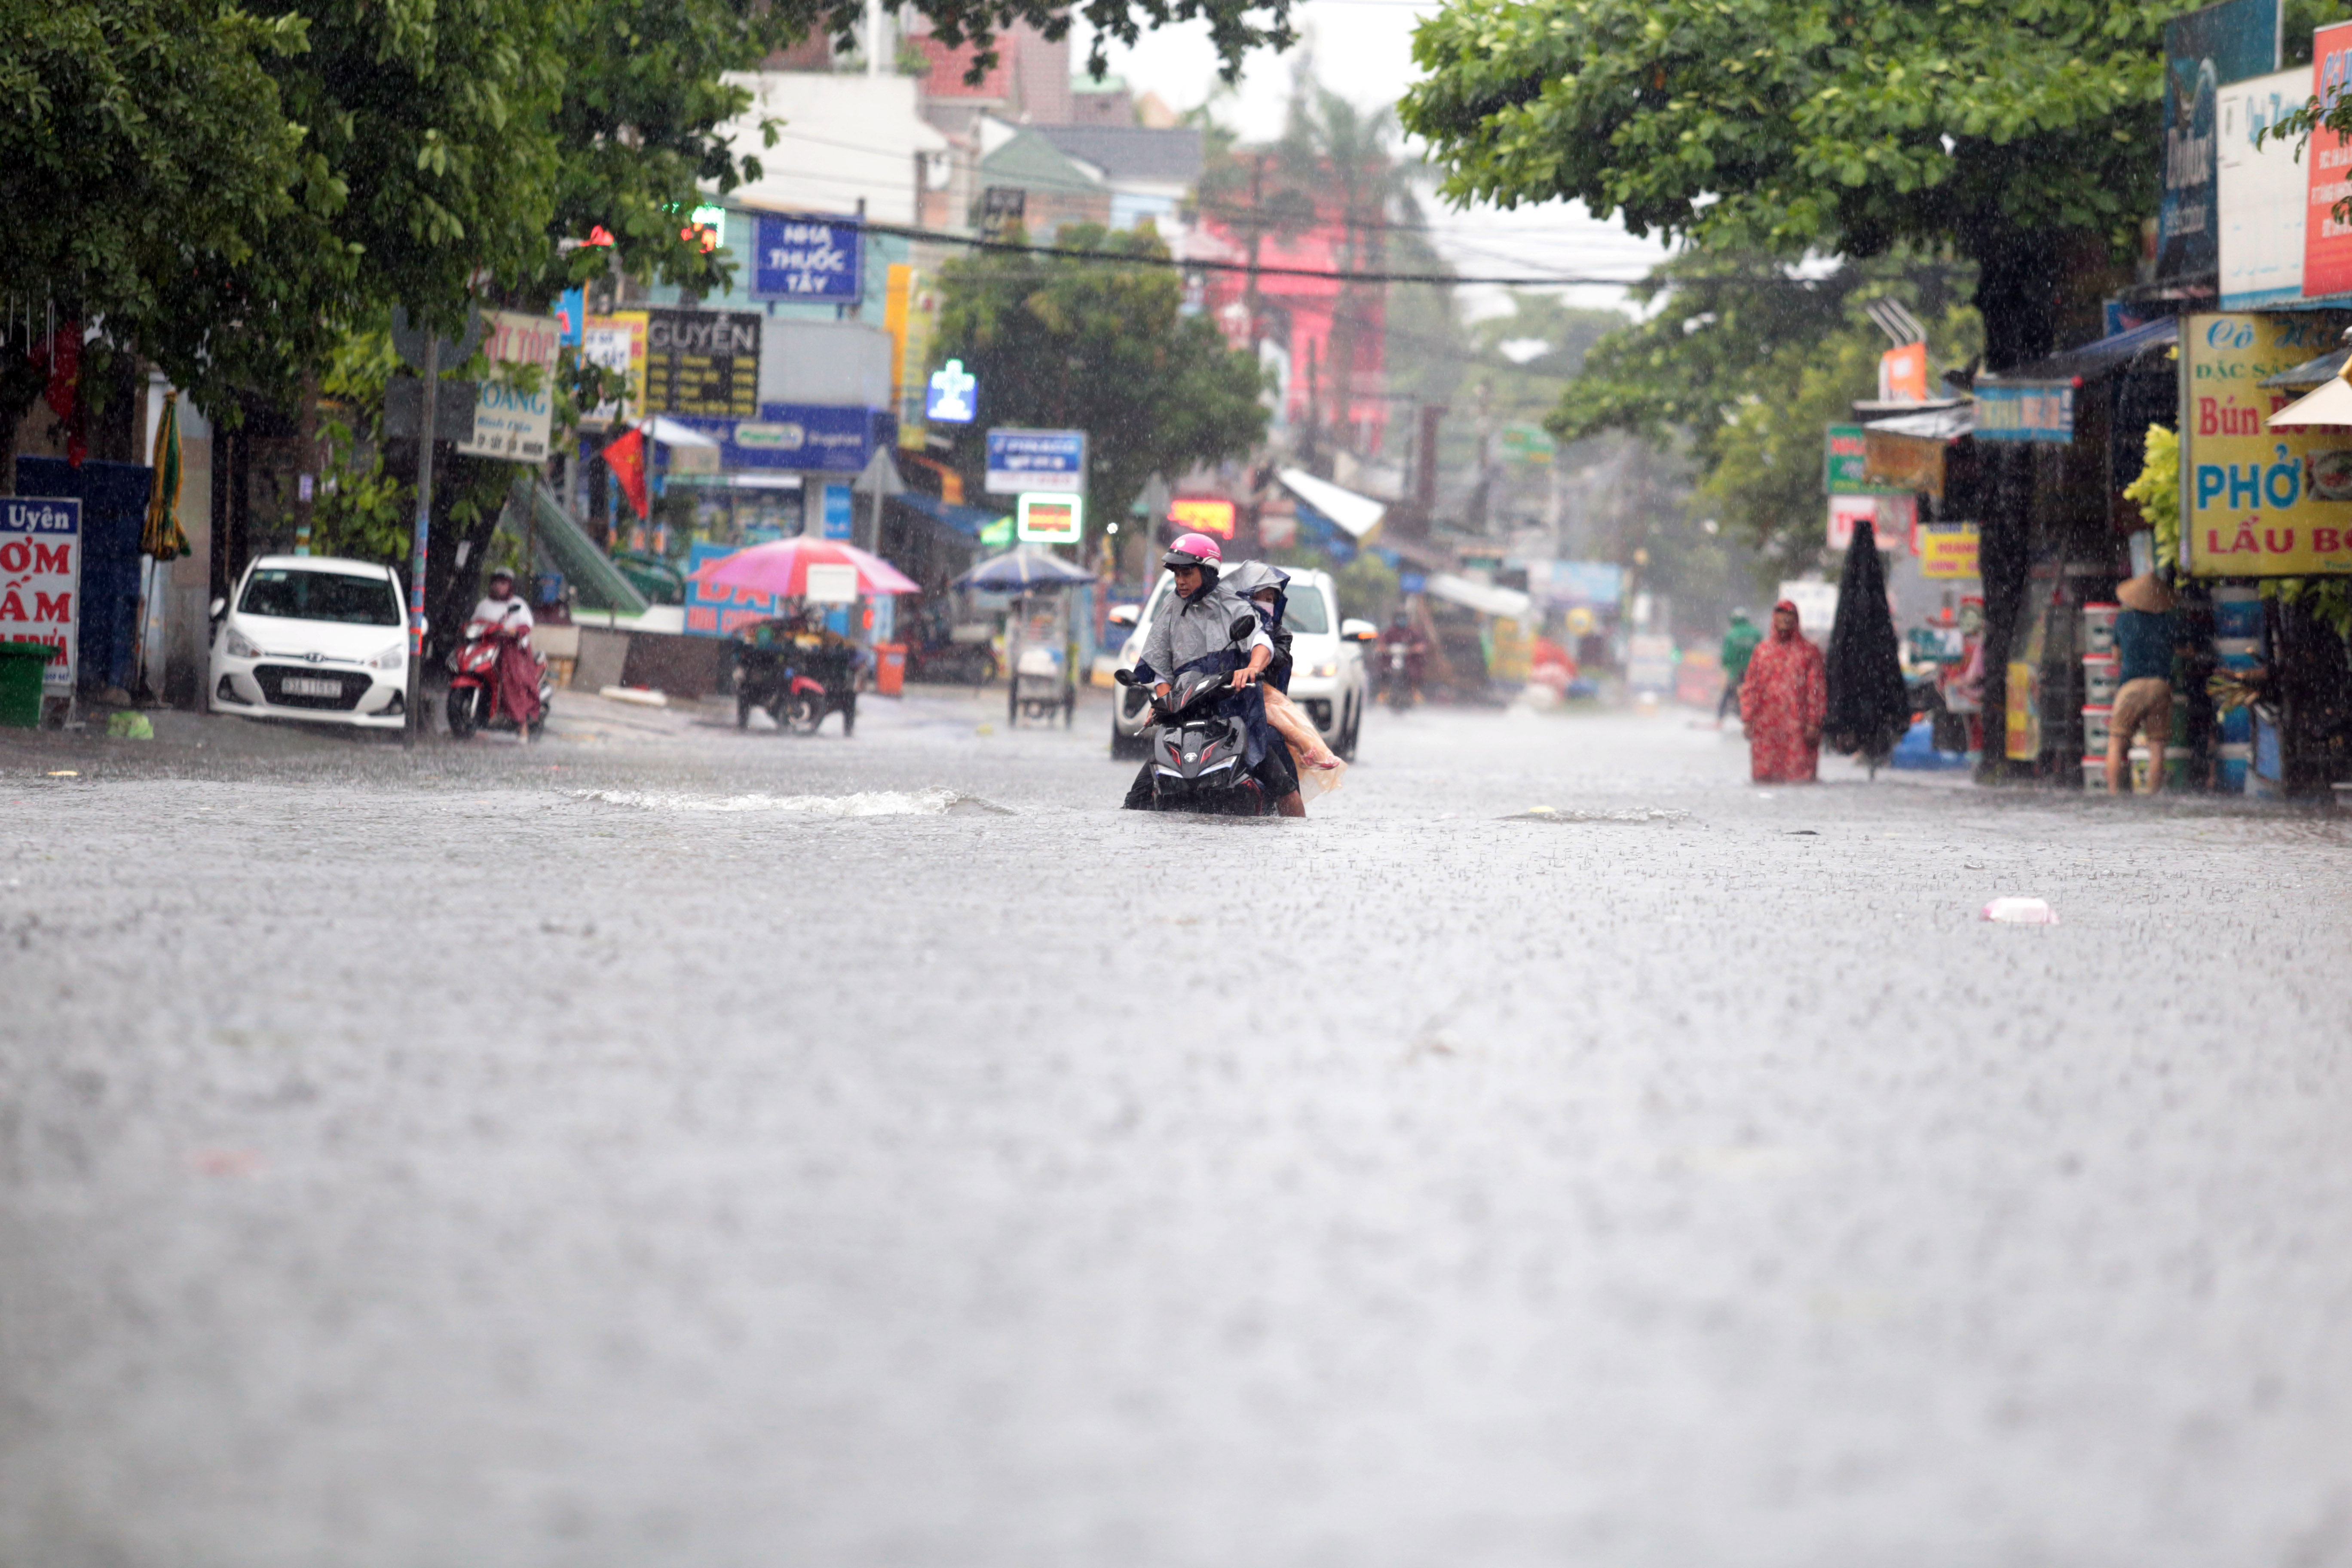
[0,496,80,695]
[2178,311,2352,576]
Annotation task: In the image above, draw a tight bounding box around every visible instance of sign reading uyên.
[0,496,80,694]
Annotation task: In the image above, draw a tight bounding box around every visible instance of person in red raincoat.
[1738,600,1827,782]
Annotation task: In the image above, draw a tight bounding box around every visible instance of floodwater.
[3,687,2349,1566]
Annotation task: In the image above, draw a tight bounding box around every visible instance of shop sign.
[1168,497,1234,538]
[820,483,854,540]
[1776,580,1838,641]
[2006,660,2040,759]
[886,265,941,450]
[2159,0,2280,284]
[751,214,863,303]
[646,309,760,418]
[671,405,877,473]
[1017,492,1084,544]
[2178,310,2352,575]
[1499,423,1554,464]
[681,540,778,638]
[1917,522,1981,579]
[1878,343,1928,402]
[1973,382,2076,443]
[804,563,859,604]
[456,310,560,462]
[925,360,976,423]
[0,496,80,695]
[2219,67,2310,306]
[1825,425,1909,494]
[581,312,646,430]
[2306,21,2352,297]
[986,428,1086,494]
[1827,494,1879,550]
[1863,427,1947,496]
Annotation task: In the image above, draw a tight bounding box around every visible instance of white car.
[208,555,411,730]
[1110,566,1370,760]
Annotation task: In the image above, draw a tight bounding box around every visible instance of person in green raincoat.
[1718,608,1762,725]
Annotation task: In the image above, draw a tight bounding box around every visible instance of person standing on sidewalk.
[2107,572,2181,795]
[1718,607,1762,725]
[1740,600,1827,782]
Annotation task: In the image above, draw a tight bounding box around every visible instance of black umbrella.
[1824,518,1911,770]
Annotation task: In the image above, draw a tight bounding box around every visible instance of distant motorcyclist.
[1377,610,1430,702]
[458,567,543,728]
[1718,606,1762,726]
[1122,534,1302,817]
[467,567,534,640]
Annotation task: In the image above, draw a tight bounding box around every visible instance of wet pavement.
[4,686,2350,1566]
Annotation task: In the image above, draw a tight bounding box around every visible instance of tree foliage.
[932,224,1269,536]
[1400,0,2166,367]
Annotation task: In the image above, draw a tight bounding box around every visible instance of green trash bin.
[0,641,58,728]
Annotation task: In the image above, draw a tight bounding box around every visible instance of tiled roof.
[1030,125,1203,184]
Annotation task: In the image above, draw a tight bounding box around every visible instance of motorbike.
[445,610,551,740]
[1115,612,1270,816]
[1380,640,1418,713]
[735,635,858,736]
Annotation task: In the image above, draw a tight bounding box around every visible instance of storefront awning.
[1862,403,1974,496]
[1424,572,1532,620]
[2261,346,2351,390]
[644,416,720,448]
[894,491,1012,539]
[1994,315,2180,385]
[1276,468,1386,539]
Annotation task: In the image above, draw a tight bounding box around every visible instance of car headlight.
[368,641,406,671]
[224,627,260,659]
[1308,660,1337,678]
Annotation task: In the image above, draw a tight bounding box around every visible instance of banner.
[0,496,80,695]
[456,310,560,462]
[2178,310,2352,575]
[2219,67,2309,306]
[2161,0,2281,282]
[1825,424,1910,494]
[581,312,647,430]
[2307,21,2352,297]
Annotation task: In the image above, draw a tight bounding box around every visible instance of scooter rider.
[1122,534,1304,816]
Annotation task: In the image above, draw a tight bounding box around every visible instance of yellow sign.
[1917,522,1980,579]
[886,264,940,453]
[1168,496,1236,538]
[2005,661,2039,760]
[2180,312,2352,577]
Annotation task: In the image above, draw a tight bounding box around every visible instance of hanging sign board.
[581,312,647,431]
[456,310,560,462]
[1974,383,2076,443]
[2304,21,2352,297]
[1017,493,1084,544]
[2178,310,2352,575]
[1917,522,1982,579]
[752,214,864,303]
[1825,425,1911,494]
[1168,497,1235,538]
[803,563,860,604]
[986,429,1086,494]
[0,496,80,695]
[926,359,977,423]
[2219,67,2310,306]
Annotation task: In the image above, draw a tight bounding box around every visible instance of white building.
[717,72,949,227]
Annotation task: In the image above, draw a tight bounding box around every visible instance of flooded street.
[5,689,2350,1566]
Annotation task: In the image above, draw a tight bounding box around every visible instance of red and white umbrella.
[689,536,919,598]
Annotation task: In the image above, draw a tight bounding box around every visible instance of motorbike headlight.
[224,626,260,659]
[368,641,406,671]
[1308,660,1338,678]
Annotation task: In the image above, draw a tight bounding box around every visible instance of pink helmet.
[1162,532,1224,568]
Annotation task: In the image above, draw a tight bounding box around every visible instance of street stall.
[688,536,919,733]
[954,546,1093,726]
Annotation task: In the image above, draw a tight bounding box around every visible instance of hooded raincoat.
[1740,600,1828,782]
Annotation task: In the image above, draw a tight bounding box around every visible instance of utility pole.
[405,333,438,749]
[1244,153,1266,353]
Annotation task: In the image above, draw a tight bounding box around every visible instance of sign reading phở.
[0,496,79,694]
[2178,310,2352,575]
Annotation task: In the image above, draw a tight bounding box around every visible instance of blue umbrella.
[954,547,1095,591]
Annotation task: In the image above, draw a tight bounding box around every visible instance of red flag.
[601,426,648,520]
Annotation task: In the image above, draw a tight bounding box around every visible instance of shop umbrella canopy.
[954,547,1095,591]
[1823,518,1912,770]
[691,536,918,598]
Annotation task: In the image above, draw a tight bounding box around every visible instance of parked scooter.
[1114,612,1270,815]
[445,607,551,739]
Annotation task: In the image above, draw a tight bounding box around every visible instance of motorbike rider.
[462,566,542,726]
[1377,609,1430,701]
[1222,560,1294,692]
[1122,534,1303,817]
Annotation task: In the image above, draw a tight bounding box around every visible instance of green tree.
[933,223,1270,549]
[1399,0,2165,370]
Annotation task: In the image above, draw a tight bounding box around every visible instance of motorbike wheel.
[784,692,824,735]
[736,692,753,730]
[445,685,479,739]
[1338,701,1360,762]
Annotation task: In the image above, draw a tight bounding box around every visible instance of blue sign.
[669,405,882,473]
[926,359,977,423]
[1974,382,2076,444]
[821,484,854,539]
[556,288,585,346]
[985,427,1086,494]
[681,541,779,639]
[751,214,864,303]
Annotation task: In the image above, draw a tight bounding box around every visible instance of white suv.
[1111,566,1368,760]
[208,556,412,730]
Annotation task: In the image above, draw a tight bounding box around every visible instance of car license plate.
[281,676,340,697]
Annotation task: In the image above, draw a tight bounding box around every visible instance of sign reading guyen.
[2178,311,2352,576]
[0,496,80,694]
[646,309,760,418]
